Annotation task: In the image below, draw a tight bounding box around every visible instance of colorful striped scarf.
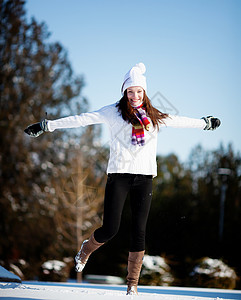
[131,104,151,146]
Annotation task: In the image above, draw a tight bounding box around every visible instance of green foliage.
[86,144,241,288]
[145,144,241,287]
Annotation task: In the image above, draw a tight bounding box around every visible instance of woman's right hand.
[24,119,49,138]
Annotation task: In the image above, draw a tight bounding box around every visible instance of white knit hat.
[121,62,147,95]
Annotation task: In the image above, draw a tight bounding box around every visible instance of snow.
[190,258,237,279]
[1,263,240,300]
[1,281,241,300]
[85,274,125,284]
[143,256,169,272]
[142,255,174,286]
[42,260,66,272]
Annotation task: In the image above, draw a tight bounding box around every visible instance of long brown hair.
[116,90,168,130]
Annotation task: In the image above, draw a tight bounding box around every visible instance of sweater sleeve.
[47,105,112,132]
[160,114,206,129]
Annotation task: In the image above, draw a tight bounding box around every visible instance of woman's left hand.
[202,116,221,130]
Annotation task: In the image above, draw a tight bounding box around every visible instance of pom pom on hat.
[121,62,147,95]
[135,62,146,74]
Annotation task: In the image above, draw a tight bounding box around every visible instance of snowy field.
[1,281,241,300]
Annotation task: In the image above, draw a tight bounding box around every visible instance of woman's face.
[126,86,144,107]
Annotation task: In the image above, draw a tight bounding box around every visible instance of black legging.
[94,173,153,252]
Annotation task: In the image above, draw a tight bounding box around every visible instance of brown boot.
[75,233,104,272]
[126,250,145,295]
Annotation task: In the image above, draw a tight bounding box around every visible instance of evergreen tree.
[188,144,241,273]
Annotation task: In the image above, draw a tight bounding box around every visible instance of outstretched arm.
[24,105,112,138]
[161,115,221,130]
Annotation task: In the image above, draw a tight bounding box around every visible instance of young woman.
[25,63,220,295]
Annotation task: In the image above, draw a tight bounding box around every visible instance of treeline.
[85,145,241,288]
[0,0,240,287]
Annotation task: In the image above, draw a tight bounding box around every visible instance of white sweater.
[48,103,206,177]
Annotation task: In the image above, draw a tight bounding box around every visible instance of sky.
[25,0,241,162]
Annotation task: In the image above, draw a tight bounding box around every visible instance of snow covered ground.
[1,281,241,300]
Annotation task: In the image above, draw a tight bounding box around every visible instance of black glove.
[24,119,49,137]
[202,116,221,130]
